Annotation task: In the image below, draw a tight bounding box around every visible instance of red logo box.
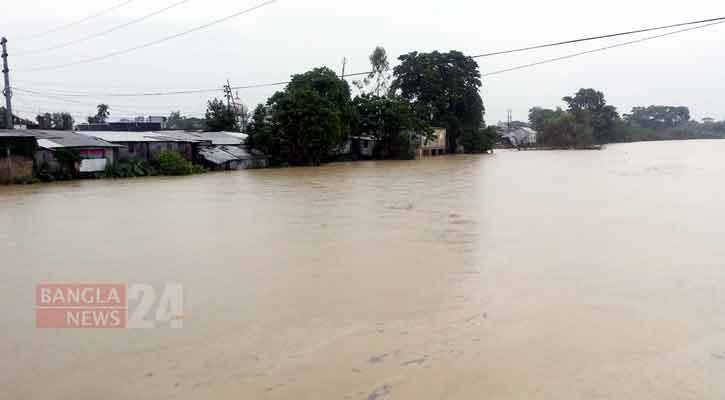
[36,284,127,328]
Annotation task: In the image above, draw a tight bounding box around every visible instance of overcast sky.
[3,0,724,123]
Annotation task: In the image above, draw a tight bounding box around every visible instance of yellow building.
[417,127,447,157]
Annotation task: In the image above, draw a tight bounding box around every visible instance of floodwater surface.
[2,140,725,399]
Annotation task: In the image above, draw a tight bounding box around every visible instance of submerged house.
[499,126,537,147]
[0,130,38,183]
[184,132,268,170]
[34,131,121,175]
[418,127,447,157]
[80,130,268,170]
[79,131,197,163]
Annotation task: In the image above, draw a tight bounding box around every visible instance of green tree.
[205,99,239,132]
[246,104,277,156]
[50,113,74,130]
[563,89,620,144]
[95,104,110,123]
[392,50,484,153]
[167,111,184,129]
[263,67,354,166]
[623,106,690,129]
[529,107,561,134]
[36,113,52,129]
[535,109,593,148]
[460,126,498,153]
[354,46,392,97]
[352,94,431,159]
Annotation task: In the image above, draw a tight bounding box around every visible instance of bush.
[461,126,498,153]
[156,151,206,176]
[102,159,155,178]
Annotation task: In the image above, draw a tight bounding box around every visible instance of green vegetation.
[102,159,156,178]
[248,67,354,166]
[392,50,487,153]
[167,111,207,131]
[88,104,110,124]
[157,151,206,175]
[36,149,82,181]
[35,112,75,130]
[246,47,497,165]
[461,126,499,154]
[102,151,205,179]
[352,94,431,159]
[204,99,239,132]
[528,88,725,148]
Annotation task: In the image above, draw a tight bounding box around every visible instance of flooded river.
[2,139,725,399]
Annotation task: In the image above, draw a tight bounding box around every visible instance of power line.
[482,20,725,77]
[472,16,725,58]
[19,0,278,72]
[16,0,137,41]
[16,71,374,98]
[13,88,172,116]
[14,15,724,96]
[16,0,196,56]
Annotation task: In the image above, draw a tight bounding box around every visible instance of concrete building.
[415,127,447,158]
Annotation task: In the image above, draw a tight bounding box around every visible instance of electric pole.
[223,79,233,108]
[1,37,12,129]
[340,57,347,80]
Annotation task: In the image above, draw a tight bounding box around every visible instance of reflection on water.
[2,140,725,399]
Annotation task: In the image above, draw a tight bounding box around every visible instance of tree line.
[529,89,725,148]
[205,47,497,166]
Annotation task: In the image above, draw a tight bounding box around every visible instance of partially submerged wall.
[0,154,35,183]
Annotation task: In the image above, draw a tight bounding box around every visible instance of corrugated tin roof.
[35,130,121,148]
[1,129,120,148]
[0,129,40,138]
[78,130,244,145]
[36,139,63,149]
[198,147,240,165]
[156,131,244,145]
[218,131,249,141]
[77,131,195,143]
[198,145,267,165]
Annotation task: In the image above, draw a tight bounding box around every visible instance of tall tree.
[36,113,52,129]
[95,104,110,123]
[563,89,619,144]
[263,67,354,166]
[353,94,431,159]
[205,99,239,132]
[530,107,593,148]
[354,46,392,97]
[392,50,484,153]
[167,111,184,129]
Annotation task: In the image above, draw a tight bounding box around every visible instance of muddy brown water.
[2,140,725,399]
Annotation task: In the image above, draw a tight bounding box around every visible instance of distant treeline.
[529,89,725,148]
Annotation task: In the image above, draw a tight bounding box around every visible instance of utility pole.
[340,57,347,80]
[223,79,233,109]
[1,37,12,129]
